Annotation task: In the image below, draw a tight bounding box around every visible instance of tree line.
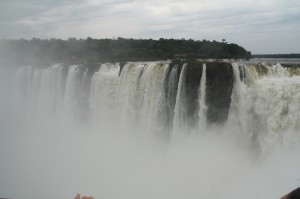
[252,54,300,58]
[0,37,251,66]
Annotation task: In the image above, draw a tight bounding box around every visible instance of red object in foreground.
[74,193,94,199]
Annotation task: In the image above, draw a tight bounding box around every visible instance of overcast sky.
[1,0,299,54]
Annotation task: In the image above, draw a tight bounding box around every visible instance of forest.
[252,54,300,58]
[0,37,251,66]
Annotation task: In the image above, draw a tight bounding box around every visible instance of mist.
[0,61,300,199]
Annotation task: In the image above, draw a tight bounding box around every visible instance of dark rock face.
[185,62,203,127]
[163,64,182,131]
[171,61,234,127]
[205,62,233,124]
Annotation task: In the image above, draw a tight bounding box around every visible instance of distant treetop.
[0,37,251,66]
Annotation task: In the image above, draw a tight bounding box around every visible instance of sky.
[0,0,300,54]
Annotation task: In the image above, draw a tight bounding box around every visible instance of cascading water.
[35,64,64,120]
[3,61,300,145]
[138,63,167,134]
[228,62,300,153]
[63,65,82,121]
[198,63,207,129]
[15,66,32,107]
[116,63,144,129]
[10,65,65,120]
[89,63,120,127]
[1,60,300,199]
[166,65,179,125]
[173,63,188,132]
[227,63,249,142]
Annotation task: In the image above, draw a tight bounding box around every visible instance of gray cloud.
[0,0,299,53]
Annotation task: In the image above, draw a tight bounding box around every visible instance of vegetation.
[252,54,300,58]
[0,37,251,66]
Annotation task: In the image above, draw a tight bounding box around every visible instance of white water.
[229,63,300,154]
[198,63,207,129]
[227,63,250,143]
[173,63,188,133]
[0,61,300,199]
[89,63,120,127]
[166,65,179,127]
[138,63,166,135]
[63,65,82,121]
[116,63,144,129]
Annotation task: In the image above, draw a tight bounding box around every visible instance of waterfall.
[138,63,167,134]
[173,63,188,132]
[116,63,144,129]
[1,61,299,147]
[198,63,207,129]
[227,63,249,138]
[15,66,32,105]
[248,72,300,151]
[89,63,120,127]
[1,60,300,199]
[63,65,82,121]
[166,65,179,127]
[155,64,172,136]
[266,63,289,77]
[35,64,64,119]
[227,62,300,153]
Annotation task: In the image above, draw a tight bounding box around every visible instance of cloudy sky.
[1,0,299,54]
